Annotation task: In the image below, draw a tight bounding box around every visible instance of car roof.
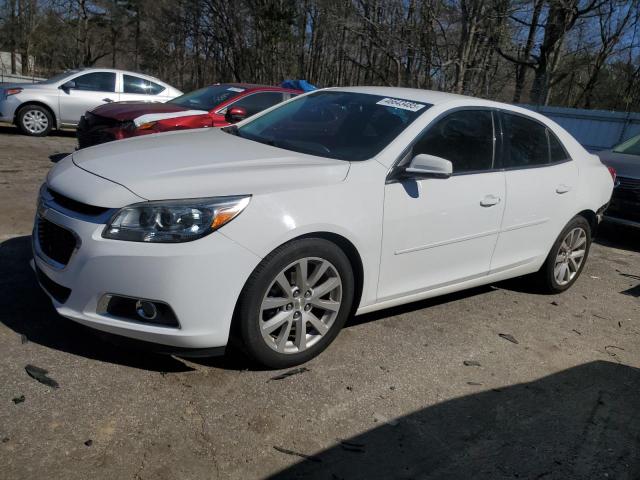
[63,68,173,86]
[325,86,481,105]
[208,83,302,93]
[323,85,562,125]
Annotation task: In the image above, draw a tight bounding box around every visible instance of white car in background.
[0,68,181,136]
[33,87,614,368]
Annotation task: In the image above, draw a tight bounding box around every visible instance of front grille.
[36,218,77,266]
[608,176,640,223]
[613,176,640,201]
[77,113,120,149]
[47,188,109,216]
[34,265,71,303]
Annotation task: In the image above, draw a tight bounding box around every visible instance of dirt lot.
[1,124,639,480]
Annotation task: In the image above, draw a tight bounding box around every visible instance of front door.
[490,111,579,272]
[58,72,117,124]
[378,109,506,300]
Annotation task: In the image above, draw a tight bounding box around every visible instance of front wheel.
[236,238,355,368]
[538,216,592,293]
[17,104,53,136]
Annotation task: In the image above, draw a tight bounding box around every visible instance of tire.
[17,104,53,137]
[236,238,355,369]
[538,215,592,293]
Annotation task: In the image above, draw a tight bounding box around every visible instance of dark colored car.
[597,134,640,228]
[76,83,301,148]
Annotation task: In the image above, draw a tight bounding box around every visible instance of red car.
[76,83,302,148]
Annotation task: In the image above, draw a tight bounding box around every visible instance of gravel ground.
[0,125,639,479]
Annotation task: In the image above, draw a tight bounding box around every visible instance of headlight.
[102,196,250,243]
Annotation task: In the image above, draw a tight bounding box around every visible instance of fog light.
[98,294,180,328]
[136,300,158,320]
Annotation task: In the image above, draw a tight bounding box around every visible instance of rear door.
[119,73,168,103]
[378,109,506,300]
[489,111,578,272]
[58,72,117,124]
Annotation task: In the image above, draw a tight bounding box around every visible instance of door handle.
[480,194,501,207]
[102,98,114,103]
[556,184,572,194]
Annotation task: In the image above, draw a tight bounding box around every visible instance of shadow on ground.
[0,235,193,372]
[270,360,640,479]
[0,124,76,138]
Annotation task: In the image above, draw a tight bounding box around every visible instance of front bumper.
[0,96,19,123]
[32,195,261,350]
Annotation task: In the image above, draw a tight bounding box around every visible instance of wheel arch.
[15,101,58,128]
[576,209,597,235]
[295,231,365,315]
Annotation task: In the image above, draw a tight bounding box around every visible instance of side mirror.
[225,106,247,123]
[404,154,453,179]
[60,80,76,91]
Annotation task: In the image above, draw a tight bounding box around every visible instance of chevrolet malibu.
[33,87,614,368]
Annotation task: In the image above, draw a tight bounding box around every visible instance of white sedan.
[0,68,181,136]
[33,87,614,367]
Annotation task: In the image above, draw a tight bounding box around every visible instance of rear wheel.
[17,104,53,137]
[538,216,592,293]
[237,238,354,368]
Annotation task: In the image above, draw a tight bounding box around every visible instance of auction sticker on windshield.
[376,98,426,112]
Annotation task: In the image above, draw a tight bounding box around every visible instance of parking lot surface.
[1,125,639,479]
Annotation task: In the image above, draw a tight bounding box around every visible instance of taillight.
[5,87,23,96]
[607,166,616,183]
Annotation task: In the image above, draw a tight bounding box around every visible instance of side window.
[73,72,116,92]
[123,74,165,95]
[412,110,495,173]
[502,113,549,168]
[228,92,285,116]
[548,129,570,163]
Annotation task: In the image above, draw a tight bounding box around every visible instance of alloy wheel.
[554,227,587,286]
[259,257,342,354]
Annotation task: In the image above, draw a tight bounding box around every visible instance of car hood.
[597,150,640,179]
[71,128,350,201]
[91,101,191,121]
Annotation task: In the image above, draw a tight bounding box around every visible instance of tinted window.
[237,91,429,161]
[169,85,240,111]
[412,110,494,173]
[228,92,284,116]
[548,130,570,162]
[123,74,165,95]
[612,133,640,156]
[503,113,549,168]
[73,72,116,92]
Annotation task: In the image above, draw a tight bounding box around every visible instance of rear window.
[169,85,243,111]
[237,91,430,161]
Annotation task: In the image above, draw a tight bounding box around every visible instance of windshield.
[613,134,640,156]
[38,70,81,84]
[169,85,244,111]
[236,91,430,161]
